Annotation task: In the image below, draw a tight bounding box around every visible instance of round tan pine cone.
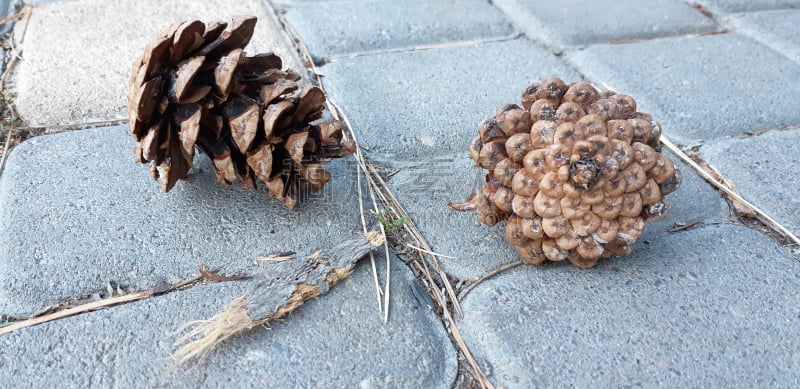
[468,78,680,268]
[128,16,355,208]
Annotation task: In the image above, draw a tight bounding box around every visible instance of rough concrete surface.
[9,0,302,126]
[283,0,517,59]
[493,0,717,48]
[701,128,800,236]
[0,255,458,388]
[569,33,800,143]
[458,224,800,387]
[698,0,800,12]
[731,9,800,62]
[320,39,580,161]
[0,126,363,315]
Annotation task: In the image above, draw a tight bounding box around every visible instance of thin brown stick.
[0,6,32,88]
[404,243,458,259]
[11,118,128,134]
[458,261,525,302]
[439,288,495,389]
[0,8,28,25]
[255,254,294,262]
[198,264,250,282]
[378,221,391,323]
[169,266,222,291]
[0,290,154,336]
[660,136,800,247]
[0,131,13,174]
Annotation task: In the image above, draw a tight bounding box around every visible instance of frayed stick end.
[171,296,257,368]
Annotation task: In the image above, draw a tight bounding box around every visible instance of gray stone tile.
[569,33,800,143]
[320,39,580,160]
[492,0,716,48]
[458,224,800,387]
[23,0,71,5]
[282,0,516,59]
[700,0,800,12]
[702,128,800,236]
[386,151,729,280]
[0,255,457,388]
[731,9,800,62]
[9,0,301,126]
[0,126,362,315]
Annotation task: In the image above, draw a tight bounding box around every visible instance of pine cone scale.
[173,56,205,102]
[197,16,257,59]
[139,37,172,81]
[214,48,243,100]
[130,77,163,123]
[174,103,201,156]
[261,80,298,105]
[170,21,205,63]
[246,142,273,182]
[139,124,160,162]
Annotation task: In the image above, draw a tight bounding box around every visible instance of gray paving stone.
[319,38,727,279]
[282,0,516,59]
[0,126,363,316]
[9,0,302,126]
[569,33,800,143]
[458,224,800,387]
[0,255,457,388]
[699,0,800,12]
[702,128,800,236]
[731,9,800,62]
[21,0,69,5]
[492,0,716,48]
[320,39,580,160]
[386,152,729,280]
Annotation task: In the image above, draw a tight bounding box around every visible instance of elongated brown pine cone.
[128,16,355,208]
[468,78,680,268]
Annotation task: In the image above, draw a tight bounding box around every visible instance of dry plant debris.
[0,291,154,336]
[172,231,384,366]
[276,17,495,386]
[457,78,680,268]
[0,265,241,336]
[128,16,354,207]
[198,263,251,282]
[659,137,800,249]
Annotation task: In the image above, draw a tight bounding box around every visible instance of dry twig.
[172,232,384,366]
[255,252,295,262]
[0,291,153,336]
[0,131,13,174]
[0,6,32,88]
[660,136,800,247]
[458,261,525,302]
[198,264,250,282]
[440,288,495,389]
[404,243,458,259]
